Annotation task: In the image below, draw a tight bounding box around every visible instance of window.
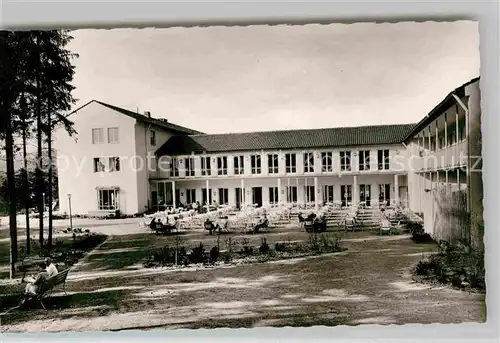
[97,188,118,210]
[285,153,297,173]
[305,186,315,203]
[92,128,104,144]
[439,136,444,150]
[340,151,351,171]
[251,155,261,174]
[323,185,334,203]
[169,158,179,177]
[93,157,105,172]
[109,157,120,172]
[201,156,211,176]
[448,128,456,146]
[186,189,196,204]
[150,130,156,146]
[358,150,370,171]
[304,152,314,173]
[234,156,244,175]
[218,188,229,205]
[286,186,297,203]
[377,150,389,170]
[268,154,279,174]
[185,157,195,176]
[107,127,119,143]
[321,152,333,172]
[459,122,465,141]
[202,188,213,205]
[269,187,279,204]
[217,156,228,175]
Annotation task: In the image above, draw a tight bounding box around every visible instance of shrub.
[209,246,220,262]
[189,242,206,264]
[413,239,485,291]
[259,237,270,254]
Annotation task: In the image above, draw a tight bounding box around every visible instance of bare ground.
[0,224,486,332]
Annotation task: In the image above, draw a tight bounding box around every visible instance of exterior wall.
[155,144,405,180]
[134,121,177,213]
[55,102,139,215]
[151,173,402,208]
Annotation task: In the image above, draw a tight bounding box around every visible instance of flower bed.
[143,233,346,269]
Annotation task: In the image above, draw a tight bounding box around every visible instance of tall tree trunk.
[21,96,31,255]
[35,33,44,251]
[47,108,53,251]
[5,111,18,277]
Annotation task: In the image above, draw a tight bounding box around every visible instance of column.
[455,110,459,167]
[445,170,449,190]
[172,181,176,209]
[457,169,460,191]
[444,113,448,168]
[304,177,308,204]
[435,121,439,169]
[314,176,319,208]
[353,175,358,206]
[206,179,210,208]
[277,178,282,204]
[394,174,399,206]
[241,179,245,207]
[427,126,432,170]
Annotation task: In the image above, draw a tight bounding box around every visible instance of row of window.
[180,183,393,206]
[92,127,157,146]
[169,150,391,177]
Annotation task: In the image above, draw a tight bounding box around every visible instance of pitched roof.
[68,100,203,135]
[156,123,417,156]
[403,76,480,142]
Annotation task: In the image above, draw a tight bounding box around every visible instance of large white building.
[56,77,481,237]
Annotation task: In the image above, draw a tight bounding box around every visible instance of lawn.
[0,226,486,332]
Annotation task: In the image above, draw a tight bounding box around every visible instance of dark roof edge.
[155,141,410,157]
[65,100,204,135]
[403,76,480,142]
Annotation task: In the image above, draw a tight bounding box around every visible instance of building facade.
[55,78,481,231]
[55,100,201,216]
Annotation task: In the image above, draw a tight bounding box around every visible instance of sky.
[67,21,480,135]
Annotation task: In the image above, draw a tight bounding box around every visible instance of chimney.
[144,111,151,118]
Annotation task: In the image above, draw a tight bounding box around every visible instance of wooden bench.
[35,268,70,310]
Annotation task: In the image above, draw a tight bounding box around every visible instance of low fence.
[430,187,470,244]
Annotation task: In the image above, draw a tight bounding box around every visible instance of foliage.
[408,222,434,243]
[259,237,270,254]
[414,239,485,291]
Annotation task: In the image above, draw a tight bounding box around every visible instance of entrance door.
[340,185,352,207]
[359,184,371,207]
[151,191,158,211]
[235,188,242,210]
[379,184,391,206]
[399,186,408,207]
[252,187,263,207]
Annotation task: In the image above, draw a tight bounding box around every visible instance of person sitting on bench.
[45,257,58,277]
[20,262,50,306]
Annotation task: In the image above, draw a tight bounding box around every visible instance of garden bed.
[412,240,485,291]
[143,233,346,269]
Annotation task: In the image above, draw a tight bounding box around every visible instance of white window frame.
[201,156,211,176]
[92,128,104,144]
[304,152,314,173]
[97,188,118,211]
[185,157,195,176]
[170,157,179,177]
[377,149,389,170]
[218,188,229,205]
[150,129,156,146]
[217,156,228,175]
[234,155,244,175]
[340,151,351,171]
[359,150,370,171]
[109,157,120,172]
[93,157,105,172]
[321,152,333,172]
[268,154,279,174]
[251,155,261,174]
[107,127,119,143]
[285,153,297,173]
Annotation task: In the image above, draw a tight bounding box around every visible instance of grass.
[0,229,486,331]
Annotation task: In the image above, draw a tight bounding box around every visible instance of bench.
[35,268,70,310]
